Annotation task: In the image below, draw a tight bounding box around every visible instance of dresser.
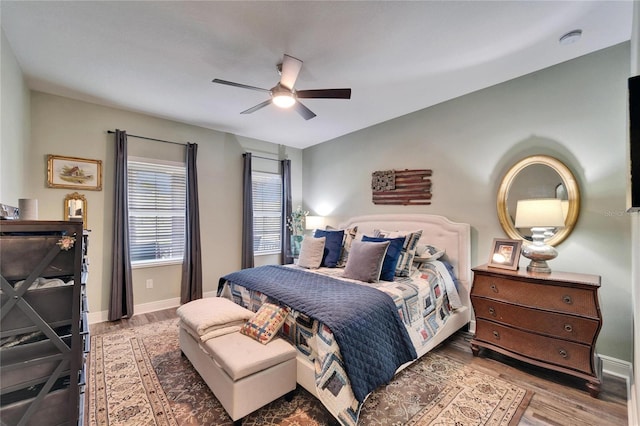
[470,264,602,397]
[0,221,88,425]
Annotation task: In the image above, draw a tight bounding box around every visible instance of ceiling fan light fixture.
[272,93,296,108]
[212,54,351,118]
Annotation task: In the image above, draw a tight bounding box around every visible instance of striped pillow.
[374,229,423,277]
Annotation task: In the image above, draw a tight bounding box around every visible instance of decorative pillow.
[297,236,326,269]
[362,236,405,281]
[416,244,445,261]
[342,239,390,283]
[326,225,358,267]
[313,229,345,268]
[240,303,289,344]
[374,229,423,277]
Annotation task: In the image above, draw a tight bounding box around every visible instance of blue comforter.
[219,265,417,402]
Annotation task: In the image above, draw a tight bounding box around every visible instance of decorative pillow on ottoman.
[240,303,289,344]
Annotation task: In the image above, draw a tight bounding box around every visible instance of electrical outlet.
[146,279,153,289]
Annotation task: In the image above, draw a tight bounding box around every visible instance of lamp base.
[521,227,558,274]
[526,259,552,273]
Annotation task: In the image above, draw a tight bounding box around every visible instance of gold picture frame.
[64,192,87,229]
[488,238,522,270]
[47,155,102,191]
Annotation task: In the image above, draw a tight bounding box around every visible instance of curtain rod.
[245,152,282,162]
[107,130,187,146]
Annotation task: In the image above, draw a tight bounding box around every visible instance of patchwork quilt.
[218,261,460,426]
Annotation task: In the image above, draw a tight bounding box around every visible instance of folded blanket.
[176,297,253,336]
[199,324,243,342]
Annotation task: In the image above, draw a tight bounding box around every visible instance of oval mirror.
[64,192,87,229]
[497,155,580,246]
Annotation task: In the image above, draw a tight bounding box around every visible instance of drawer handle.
[492,330,500,339]
[490,283,498,293]
[564,324,573,333]
[562,295,573,304]
[488,307,496,316]
[559,349,568,358]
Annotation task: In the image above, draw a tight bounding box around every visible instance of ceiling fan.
[212,54,351,120]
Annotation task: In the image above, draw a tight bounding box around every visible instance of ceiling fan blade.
[240,99,272,114]
[296,88,351,99]
[294,101,316,120]
[212,79,270,93]
[279,54,303,90]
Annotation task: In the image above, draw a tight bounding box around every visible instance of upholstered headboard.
[338,214,472,307]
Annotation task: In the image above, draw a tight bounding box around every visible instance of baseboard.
[87,290,218,324]
[600,354,633,382]
[630,379,638,426]
[599,354,634,426]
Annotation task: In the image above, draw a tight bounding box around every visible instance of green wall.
[303,43,633,362]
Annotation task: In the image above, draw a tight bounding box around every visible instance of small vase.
[291,235,303,257]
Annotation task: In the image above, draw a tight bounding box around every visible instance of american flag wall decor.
[371,169,432,205]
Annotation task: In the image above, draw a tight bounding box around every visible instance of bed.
[217,213,471,425]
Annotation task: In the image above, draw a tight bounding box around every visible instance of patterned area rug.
[88,318,532,425]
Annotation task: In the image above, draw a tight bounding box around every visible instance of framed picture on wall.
[47,155,102,191]
[488,238,522,270]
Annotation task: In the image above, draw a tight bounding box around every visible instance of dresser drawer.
[472,297,600,344]
[472,274,598,318]
[475,319,594,375]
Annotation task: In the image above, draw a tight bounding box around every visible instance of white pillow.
[297,236,326,269]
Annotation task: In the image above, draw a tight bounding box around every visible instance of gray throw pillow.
[342,239,390,283]
[297,236,326,269]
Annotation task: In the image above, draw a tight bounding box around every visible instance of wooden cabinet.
[470,264,602,397]
[0,221,88,425]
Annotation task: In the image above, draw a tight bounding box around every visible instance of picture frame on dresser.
[487,238,521,270]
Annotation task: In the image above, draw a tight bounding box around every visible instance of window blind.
[128,159,186,265]
[252,171,282,254]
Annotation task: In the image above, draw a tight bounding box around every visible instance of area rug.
[88,318,532,425]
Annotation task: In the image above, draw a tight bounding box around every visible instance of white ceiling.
[1,1,633,149]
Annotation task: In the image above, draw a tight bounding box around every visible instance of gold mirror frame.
[497,155,580,247]
[64,192,87,229]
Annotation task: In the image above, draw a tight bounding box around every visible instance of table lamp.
[514,198,565,273]
[305,216,325,232]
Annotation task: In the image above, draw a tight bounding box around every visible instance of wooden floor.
[90,308,629,426]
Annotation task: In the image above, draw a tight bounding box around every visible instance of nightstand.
[470,264,602,397]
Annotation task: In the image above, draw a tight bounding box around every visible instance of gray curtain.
[242,153,254,269]
[109,129,134,321]
[281,159,293,265]
[181,143,202,303]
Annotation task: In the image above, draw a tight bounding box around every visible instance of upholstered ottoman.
[179,324,297,425]
[177,297,297,423]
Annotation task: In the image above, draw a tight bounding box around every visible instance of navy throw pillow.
[314,229,345,267]
[362,235,406,281]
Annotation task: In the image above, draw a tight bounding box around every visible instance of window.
[127,157,186,266]
[252,171,282,254]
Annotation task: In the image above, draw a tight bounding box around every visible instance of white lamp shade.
[561,200,569,220]
[305,216,325,230]
[515,198,565,228]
